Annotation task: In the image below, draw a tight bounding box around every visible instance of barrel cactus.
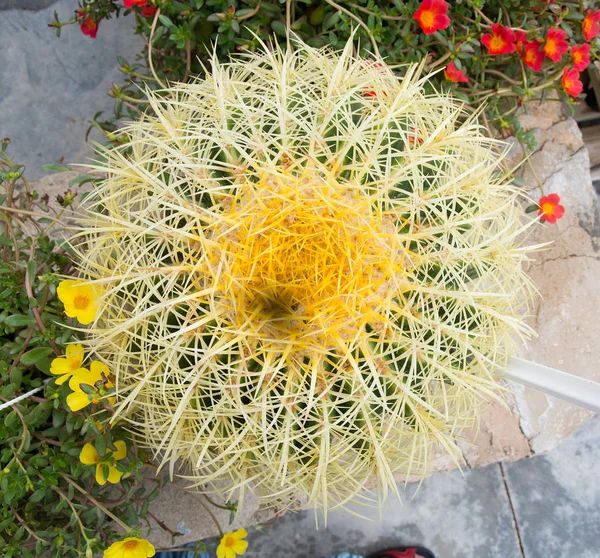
[72,40,535,515]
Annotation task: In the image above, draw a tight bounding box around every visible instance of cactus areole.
[73,41,535,515]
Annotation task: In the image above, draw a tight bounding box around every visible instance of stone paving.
[2,2,600,557]
[0,0,142,180]
[198,415,600,558]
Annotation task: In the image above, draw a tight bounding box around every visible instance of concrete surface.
[235,462,524,558]
[0,0,142,180]
[0,0,58,10]
[142,476,272,552]
[504,415,600,558]
[192,415,600,558]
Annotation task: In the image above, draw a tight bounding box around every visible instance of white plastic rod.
[506,357,600,413]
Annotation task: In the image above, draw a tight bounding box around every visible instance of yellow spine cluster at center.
[73,40,535,515]
[213,167,402,346]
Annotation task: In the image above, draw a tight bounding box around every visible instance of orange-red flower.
[76,10,98,39]
[481,24,516,55]
[516,31,545,72]
[571,44,591,72]
[362,62,389,98]
[582,10,600,42]
[562,67,583,98]
[141,4,157,17]
[444,62,468,83]
[515,30,528,55]
[407,129,425,147]
[413,0,450,35]
[543,28,569,62]
[363,87,387,99]
[124,0,147,7]
[538,194,564,224]
[523,40,545,72]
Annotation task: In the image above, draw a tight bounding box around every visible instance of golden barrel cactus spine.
[71,40,535,515]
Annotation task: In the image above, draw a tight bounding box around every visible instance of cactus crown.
[72,40,535,516]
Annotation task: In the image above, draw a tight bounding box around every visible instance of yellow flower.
[216,529,248,558]
[57,279,102,325]
[66,361,114,412]
[50,343,85,385]
[80,440,127,485]
[103,537,155,558]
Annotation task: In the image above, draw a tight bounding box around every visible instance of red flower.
[562,67,583,98]
[407,130,425,147]
[363,87,388,99]
[79,16,98,39]
[413,0,450,35]
[538,194,564,224]
[362,62,389,98]
[141,4,157,17]
[583,10,600,42]
[543,28,569,62]
[75,9,98,39]
[523,40,545,72]
[571,43,590,72]
[444,62,468,83]
[124,0,147,8]
[481,24,516,55]
[75,9,98,38]
[515,30,528,55]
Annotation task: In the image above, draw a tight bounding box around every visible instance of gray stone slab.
[504,415,600,558]
[0,0,143,179]
[0,0,58,10]
[199,464,522,558]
